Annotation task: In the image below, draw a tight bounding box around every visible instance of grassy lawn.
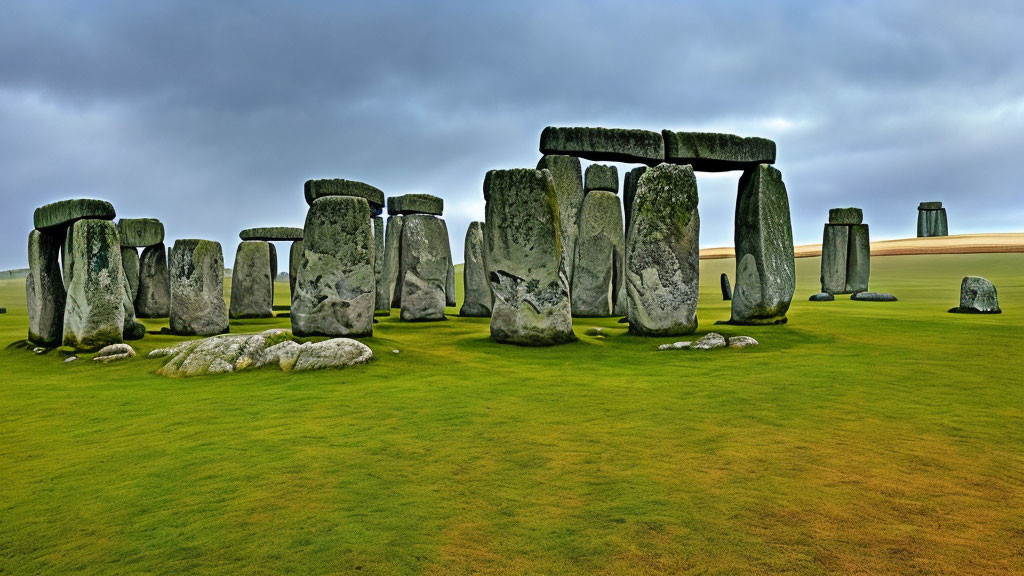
[1,253,1022,575]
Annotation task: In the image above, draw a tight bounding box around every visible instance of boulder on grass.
[949,276,1001,314]
[62,219,125,351]
[169,239,228,336]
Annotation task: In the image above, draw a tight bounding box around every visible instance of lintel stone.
[34,199,116,230]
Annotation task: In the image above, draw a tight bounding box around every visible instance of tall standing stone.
[26,229,66,346]
[169,239,228,336]
[484,169,574,345]
[230,241,273,319]
[373,216,389,314]
[917,202,949,237]
[384,215,404,307]
[537,155,584,288]
[399,215,450,321]
[121,247,140,301]
[62,219,125,350]
[730,164,796,325]
[268,243,278,289]
[292,196,374,337]
[442,219,456,308]
[820,224,849,294]
[623,166,648,234]
[289,240,303,296]
[136,243,170,317]
[950,276,1001,314]
[461,221,491,317]
[845,224,871,294]
[572,190,625,317]
[120,266,146,341]
[625,164,700,336]
[721,273,732,301]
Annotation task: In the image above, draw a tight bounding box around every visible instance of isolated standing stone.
[121,247,140,301]
[820,224,849,294]
[62,219,125,351]
[292,196,374,337]
[461,221,492,317]
[917,202,949,237]
[845,224,871,294]
[950,276,1001,314]
[230,241,273,318]
[384,215,404,307]
[624,163,699,336]
[721,273,732,301]
[573,190,625,317]
[398,215,449,321]
[117,218,164,247]
[289,240,303,296]
[169,239,228,336]
[136,243,170,317]
[584,164,619,193]
[26,229,66,346]
[537,155,584,288]
[484,168,574,345]
[730,164,796,325]
[373,216,389,314]
[622,166,647,234]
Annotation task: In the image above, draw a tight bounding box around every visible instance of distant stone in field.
[819,224,849,294]
[721,273,732,301]
[949,276,1001,314]
[238,227,303,241]
[690,332,727,350]
[461,221,492,317]
[584,164,619,193]
[662,131,776,172]
[62,219,125,351]
[26,229,66,346]
[304,179,385,214]
[828,208,863,225]
[730,165,795,324]
[540,126,665,165]
[373,216,390,314]
[483,168,575,345]
[387,194,444,216]
[230,241,274,319]
[808,292,835,301]
[121,247,140,301]
[33,198,115,230]
[622,166,647,234]
[625,163,699,336]
[136,243,170,317]
[728,335,759,348]
[384,215,404,308]
[537,155,584,287]
[850,291,897,302]
[573,190,625,317]
[845,224,871,294]
[917,202,948,237]
[398,214,450,321]
[117,218,164,247]
[93,343,136,363]
[169,239,229,336]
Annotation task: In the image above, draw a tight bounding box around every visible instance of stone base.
[948,306,1001,314]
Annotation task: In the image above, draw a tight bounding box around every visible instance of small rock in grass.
[0,307,6,314]
[809,292,835,301]
[728,336,759,348]
[690,333,727,350]
[392,349,400,354]
[64,356,78,363]
[93,343,136,363]
[851,292,897,302]
[33,347,46,354]
[657,341,691,351]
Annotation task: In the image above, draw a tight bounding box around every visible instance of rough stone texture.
[845,224,871,294]
[828,208,863,225]
[304,179,385,210]
[387,194,444,216]
[624,163,699,335]
[26,229,66,346]
[657,341,691,350]
[33,198,115,230]
[728,336,759,348]
[934,208,949,236]
[721,273,732,301]
[289,240,303,296]
[384,216,405,307]
[121,247,140,301]
[483,168,575,345]
[292,196,374,337]
[373,217,389,313]
[809,292,835,301]
[851,292,897,302]
[919,201,943,210]
[461,221,492,317]
[239,227,303,241]
[120,265,146,341]
[820,224,849,294]
[290,338,373,371]
[136,243,170,317]
[918,207,949,237]
[117,218,164,247]
[62,219,125,351]
[622,166,647,234]
[230,241,273,318]
[662,131,776,172]
[268,244,278,300]
[584,164,619,193]
[730,165,796,324]
[537,155,584,288]
[398,215,449,321]
[93,343,135,363]
[540,126,664,165]
[690,332,727,350]
[950,276,1001,313]
[169,239,228,336]
[441,219,456,308]
[573,190,625,317]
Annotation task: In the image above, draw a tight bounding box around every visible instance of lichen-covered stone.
[460,221,492,317]
[26,229,66,346]
[117,218,164,247]
[289,240,303,296]
[690,332,727,350]
[730,165,795,325]
[483,169,575,345]
[292,196,374,337]
[304,179,385,210]
[239,227,303,241]
[120,264,146,341]
[384,215,404,308]
[373,217,389,314]
[624,163,699,335]
[950,276,1001,314]
[828,208,863,225]
[584,164,619,193]
[721,273,732,301]
[573,190,625,317]
[230,241,273,319]
[918,207,949,237]
[169,239,228,336]
[918,201,943,210]
[540,126,664,165]
[398,215,449,321]
[136,243,170,317]
[728,336,759,348]
[387,194,443,216]
[93,343,136,363]
[662,131,776,172]
[820,224,849,294]
[537,155,584,288]
[622,166,647,234]
[845,224,871,294]
[33,198,115,230]
[62,219,125,351]
[121,247,140,301]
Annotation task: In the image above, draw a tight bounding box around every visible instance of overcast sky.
[2,0,1022,270]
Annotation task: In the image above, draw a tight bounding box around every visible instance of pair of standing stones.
[229,227,303,319]
[917,201,948,237]
[820,208,871,294]
[382,194,456,322]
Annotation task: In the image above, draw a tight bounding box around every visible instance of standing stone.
[120,266,146,341]
[484,169,575,345]
[269,243,278,285]
[384,215,404,307]
[721,273,732,301]
[845,224,871,294]
[935,208,949,236]
[573,190,625,317]
[62,220,125,351]
[537,155,584,288]
[121,246,140,301]
[136,243,170,317]
[461,221,492,317]
[169,239,228,336]
[373,216,389,314]
[950,276,1001,314]
[398,215,449,321]
[917,202,949,237]
[730,164,796,325]
[623,166,648,234]
[230,241,273,319]
[292,196,374,337]
[26,229,66,346]
[584,164,619,193]
[820,224,849,294]
[442,219,456,308]
[625,164,699,336]
[289,240,303,296]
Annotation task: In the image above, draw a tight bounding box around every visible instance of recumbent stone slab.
[540,126,664,165]
[584,164,619,193]
[461,221,492,317]
[26,229,66,346]
[387,194,444,216]
[572,190,625,317]
[399,215,450,321]
[663,131,776,172]
[950,276,1001,314]
[169,239,228,336]
[537,155,584,288]
[230,241,273,318]
[34,198,115,230]
[304,179,385,212]
[136,243,170,317]
[118,218,164,247]
[62,219,125,351]
[828,208,863,225]
[851,291,897,302]
[239,227,303,241]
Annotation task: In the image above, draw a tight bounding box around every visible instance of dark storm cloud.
[1,0,1022,270]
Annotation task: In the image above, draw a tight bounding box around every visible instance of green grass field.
[1,254,1022,575]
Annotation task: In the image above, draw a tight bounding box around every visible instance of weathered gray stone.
[584,164,618,193]
[934,208,949,236]
[624,163,699,335]
[460,221,492,317]
[120,265,146,341]
[289,338,373,372]
[93,343,135,363]
[622,166,647,234]
[690,332,727,350]
[916,210,929,237]
[33,199,115,230]
[721,273,732,301]
[727,336,759,348]
[239,227,303,241]
[384,215,405,307]
[537,155,584,287]
[268,243,278,301]
[918,207,949,237]
[289,240,303,296]
[657,341,691,351]
[850,292,897,302]
[540,126,664,165]
[662,131,776,172]
[483,168,575,345]
[398,215,449,321]
[918,201,943,210]
[442,219,456,308]
[730,164,795,324]
[136,243,170,317]
[304,179,385,211]
[573,190,625,317]
[828,208,863,225]
[62,219,125,351]
[230,241,273,318]
[169,239,228,336]
[387,194,443,216]
[26,229,66,346]
[292,196,374,337]
[121,247,140,301]
[809,292,835,301]
[373,216,389,314]
[950,276,1001,314]
[117,218,164,247]
[820,224,849,294]
[845,224,871,294]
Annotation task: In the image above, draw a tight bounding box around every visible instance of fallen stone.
[290,338,373,372]
[33,198,116,230]
[721,273,732,301]
[851,292,897,302]
[584,164,618,193]
[828,208,863,225]
[622,166,647,234]
[809,292,835,301]
[373,216,389,314]
[845,224,871,294]
[136,243,170,317]
[573,190,625,317]
[169,239,228,336]
[62,219,125,351]
[118,218,164,247]
[230,241,274,318]
[690,332,727,350]
[949,276,1001,314]
[384,215,404,307]
[727,336,759,348]
[820,224,849,294]
[657,341,691,351]
[387,194,443,216]
[398,215,449,321]
[460,221,492,317]
[239,227,303,241]
[122,247,140,301]
[540,126,664,165]
[93,343,136,363]
[537,155,584,287]
[26,229,66,347]
[304,179,385,211]
[662,131,776,172]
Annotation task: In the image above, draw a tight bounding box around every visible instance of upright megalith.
[118,218,165,247]
[949,276,1001,314]
[625,164,700,336]
[917,202,948,237]
[136,243,170,317]
[289,240,303,297]
[384,215,404,307]
[26,229,66,346]
[540,126,665,165]
[62,219,125,351]
[399,215,450,321]
[304,179,385,215]
[846,224,871,293]
[622,166,648,233]
[230,241,273,319]
[820,208,871,295]
[662,131,776,172]
[121,247,140,301]
[820,225,849,294]
[730,164,795,325]
[721,273,732,301]
[373,216,389,314]
[537,155,584,287]
[483,168,574,345]
[441,219,456,308]
[461,221,492,317]
[573,190,625,317]
[292,196,374,337]
[384,194,452,315]
[120,266,146,341]
[169,239,228,336]
[584,164,619,193]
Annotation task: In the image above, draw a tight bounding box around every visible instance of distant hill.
[0,268,28,279]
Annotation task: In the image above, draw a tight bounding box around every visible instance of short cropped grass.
[1,254,1022,575]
